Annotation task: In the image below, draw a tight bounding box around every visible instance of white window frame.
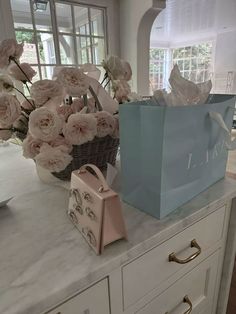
[1,0,119,78]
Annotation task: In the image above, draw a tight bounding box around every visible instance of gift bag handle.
[209,110,236,150]
[79,164,110,192]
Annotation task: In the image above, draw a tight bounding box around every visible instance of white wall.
[119,0,166,95]
[0,0,15,41]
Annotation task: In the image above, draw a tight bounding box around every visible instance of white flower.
[56,67,90,97]
[102,56,132,81]
[80,63,101,81]
[35,143,72,172]
[113,79,131,103]
[22,135,43,159]
[0,75,14,93]
[30,79,65,107]
[49,135,72,153]
[0,39,23,69]
[93,111,115,137]
[63,113,97,145]
[71,98,85,113]
[102,56,124,80]
[0,93,21,127]
[121,60,132,81]
[21,98,34,110]
[0,124,12,140]
[56,104,73,121]
[9,63,36,82]
[111,114,119,138]
[29,107,62,141]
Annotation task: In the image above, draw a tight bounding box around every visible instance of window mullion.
[50,0,61,65]
[88,7,94,64]
[29,0,42,79]
[71,5,78,67]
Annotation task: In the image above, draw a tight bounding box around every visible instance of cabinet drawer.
[136,250,219,314]
[122,205,225,309]
[46,278,110,314]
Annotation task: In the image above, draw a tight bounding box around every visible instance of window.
[172,43,212,83]
[10,0,107,81]
[149,42,213,93]
[149,48,167,92]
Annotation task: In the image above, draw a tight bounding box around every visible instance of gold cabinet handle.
[165,295,192,314]
[169,239,201,264]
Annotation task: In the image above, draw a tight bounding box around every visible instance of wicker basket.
[52,135,119,181]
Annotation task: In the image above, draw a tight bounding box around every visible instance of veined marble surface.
[1,144,236,314]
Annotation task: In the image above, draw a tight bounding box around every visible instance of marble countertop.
[1,144,236,314]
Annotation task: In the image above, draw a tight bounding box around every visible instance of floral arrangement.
[0,39,135,174]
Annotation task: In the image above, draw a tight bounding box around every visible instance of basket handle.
[79,164,110,192]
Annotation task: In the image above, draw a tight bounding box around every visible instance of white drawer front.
[122,205,225,309]
[46,278,110,314]
[136,250,219,314]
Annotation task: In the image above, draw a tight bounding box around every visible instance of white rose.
[56,67,90,97]
[35,143,72,172]
[49,135,72,153]
[94,111,115,137]
[9,63,36,82]
[22,135,43,159]
[0,39,23,69]
[0,124,12,140]
[121,60,132,81]
[111,114,119,138]
[102,56,124,80]
[30,79,65,107]
[0,93,21,127]
[29,107,62,141]
[63,113,97,145]
[113,79,131,103]
[0,75,14,93]
[56,104,73,121]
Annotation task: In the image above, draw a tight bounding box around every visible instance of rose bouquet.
[0,38,134,180]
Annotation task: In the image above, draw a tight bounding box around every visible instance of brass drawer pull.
[169,239,201,264]
[165,295,192,314]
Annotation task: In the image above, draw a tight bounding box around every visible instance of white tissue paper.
[153,64,212,106]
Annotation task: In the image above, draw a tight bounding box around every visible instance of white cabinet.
[136,251,219,314]
[46,279,110,314]
[45,203,230,314]
[122,205,226,309]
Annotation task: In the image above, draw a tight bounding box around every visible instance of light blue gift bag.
[119,95,236,219]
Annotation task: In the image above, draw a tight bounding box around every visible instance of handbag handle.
[209,110,236,150]
[79,164,110,192]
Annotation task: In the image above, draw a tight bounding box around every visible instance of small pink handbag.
[68,164,127,255]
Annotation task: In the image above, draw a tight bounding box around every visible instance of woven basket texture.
[52,135,119,181]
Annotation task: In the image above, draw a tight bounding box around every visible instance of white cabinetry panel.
[46,278,110,314]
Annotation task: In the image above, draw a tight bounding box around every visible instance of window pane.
[74,6,89,34]
[76,38,91,64]
[56,3,73,33]
[90,8,104,36]
[92,37,105,64]
[59,35,76,64]
[15,31,38,63]
[34,1,52,31]
[41,66,55,79]
[184,60,190,70]
[37,33,55,64]
[11,0,33,30]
